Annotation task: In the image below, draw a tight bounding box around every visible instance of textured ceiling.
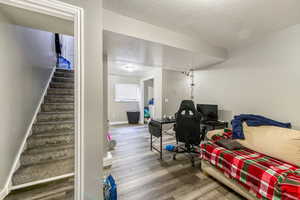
[104,0,300,50]
[108,61,156,78]
[104,30,223,74]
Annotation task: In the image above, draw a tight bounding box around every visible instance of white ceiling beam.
[103,9,228,60]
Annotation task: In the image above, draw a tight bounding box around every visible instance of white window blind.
[115,84,140,102]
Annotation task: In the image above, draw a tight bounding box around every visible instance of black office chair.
[173,100,204,167]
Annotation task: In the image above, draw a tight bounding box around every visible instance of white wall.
[108,75,140,123]
[0,12,56,189]
[194,24,300,129]
[162,70,190,116]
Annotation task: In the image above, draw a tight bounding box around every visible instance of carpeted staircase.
[4,68,75,200]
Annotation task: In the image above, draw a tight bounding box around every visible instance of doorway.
[143,78,154,124]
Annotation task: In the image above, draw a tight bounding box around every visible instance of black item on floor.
[173,100,205,167]
[126,111,140,124]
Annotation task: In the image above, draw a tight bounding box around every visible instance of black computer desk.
[149,119,228,160]
[149,118,176,160]
[201,120,228,131]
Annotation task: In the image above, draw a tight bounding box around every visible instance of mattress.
[201,133,300,200]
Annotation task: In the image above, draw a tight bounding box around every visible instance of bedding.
[201,132,300,200]
[237,123,300,167]
[231,114,291,139]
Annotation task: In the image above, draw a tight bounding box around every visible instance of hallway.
[108,125,243,200]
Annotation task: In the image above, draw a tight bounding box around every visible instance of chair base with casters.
[172,143,200,167]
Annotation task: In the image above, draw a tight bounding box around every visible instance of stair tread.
[12,158,74,185]
[43,102,74,105]
[37,118,75,123]
[56,69,74,72]
[52,77,74,81]
[31,128,74,134]
[51,82,74,85]
[48,88,74,90]
[50,82,74,89]
[47,88,74,95]
[38,111,74,115]
[5,178,73,200]
[54,73,74,78]
[25,143,74,155]
[54,71,74,74]
[24,144,74,155]
[31,128,74,135]
[30,131,74,138]
[34,121,74,125]
[47,89,74,92]
[21,149,74,167]
[46,94,74,97]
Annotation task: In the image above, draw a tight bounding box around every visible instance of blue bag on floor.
[104,175,117,200]
[165,144,176,152]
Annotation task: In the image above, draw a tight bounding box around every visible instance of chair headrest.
[177,100,199,117]
[179,100,196,111]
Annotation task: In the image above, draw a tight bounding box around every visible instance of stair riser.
[37,113,74,122]
[27,135,74,149]
[52,77,74,83]
[50,82,74,89]
[56,69,74,73]
[21,148,74,166]
[48,89,74,96]
[39,192,67,200]
[32,124,74,134]
[12,159,74,185]
[41,104,74,112]
[44,96,74,104]
[54,72,74,78]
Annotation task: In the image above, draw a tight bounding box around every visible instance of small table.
[149,118,176,160]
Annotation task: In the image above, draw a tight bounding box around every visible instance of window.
[115,84,140,102]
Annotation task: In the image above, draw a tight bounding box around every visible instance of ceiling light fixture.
[122,64,137,72]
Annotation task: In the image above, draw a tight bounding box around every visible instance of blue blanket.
[231,114,291,139]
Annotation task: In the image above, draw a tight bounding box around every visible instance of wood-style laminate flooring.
[106,125,244,200]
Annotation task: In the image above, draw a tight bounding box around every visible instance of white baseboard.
[11,173,74,191]
[109,121,128,125]
[0,187,9,200]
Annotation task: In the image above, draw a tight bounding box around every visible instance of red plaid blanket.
[201,132,300,200]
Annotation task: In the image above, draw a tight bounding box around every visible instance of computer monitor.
[197,104,218,121]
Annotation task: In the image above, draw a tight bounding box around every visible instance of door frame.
[140,76,155,124]
[0,0,85,199]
